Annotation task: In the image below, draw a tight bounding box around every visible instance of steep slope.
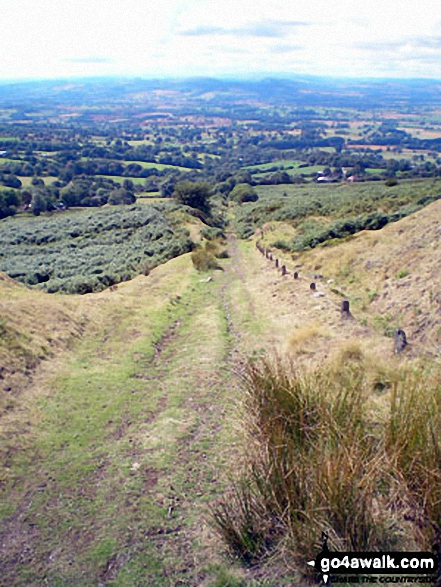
[0,273,87,405]
[1,252,256,586]
[261,199,441,358]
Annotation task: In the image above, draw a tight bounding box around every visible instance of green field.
[244,159,390,177]
[127,139,153,146]
[81,157,194,172]
[137,192,163,201]
[17,176,58,187]
[97,175,148,185]
[122,159,194,171]
[364,168,386,175]
[243,158,303,171]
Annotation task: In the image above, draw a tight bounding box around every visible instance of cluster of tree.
[0,172,22,188]
[0,157,60,178]
[301,149,385,169]
[259,136,345,152]
[351,123,441,152]
[173,181,212,215]
[0,176,139,218]
[0,189,21,218]
[59,177,136,208]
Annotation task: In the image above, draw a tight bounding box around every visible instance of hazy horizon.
[0,72,440,87]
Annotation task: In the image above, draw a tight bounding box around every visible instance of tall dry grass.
[385,368,441,549]
[212,354,441,577]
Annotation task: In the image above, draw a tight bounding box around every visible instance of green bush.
[229,183,259,204]
[0,189,21,219]
[191,245,219,271]
[173,180,213,215]
[200,226,225,240]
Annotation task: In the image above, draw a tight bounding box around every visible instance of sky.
[2,0,441,81]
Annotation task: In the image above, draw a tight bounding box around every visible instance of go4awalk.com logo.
[307,533,439,584]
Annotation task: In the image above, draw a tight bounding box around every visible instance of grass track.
[1,251,267,585]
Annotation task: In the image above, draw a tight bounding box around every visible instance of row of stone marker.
[256,242,296,279]
[256,241,408,354]
[256,241,329,294]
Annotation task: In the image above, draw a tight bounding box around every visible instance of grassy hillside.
[0,203,192,294]
[0,272,87,406]
[235,178,441,243]
[273,198,441,356]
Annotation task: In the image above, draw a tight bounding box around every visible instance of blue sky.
[2,0,441,80]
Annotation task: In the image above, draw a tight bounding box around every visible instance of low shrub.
[200,226,226,240]
[0,203,192,293]
[191,244,219,271]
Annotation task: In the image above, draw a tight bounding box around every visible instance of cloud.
[355,36,441,53]
[222,47,252,54]
[411,36,441,49]
[269,43,304,54]
[180,25,225,36]
[179,20,311,38]
[351,36,441,74]
[354,40,404,53]
[66,57,113,64]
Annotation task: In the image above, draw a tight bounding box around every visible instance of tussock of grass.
[331,340,397,396]
[212,356,392,568]
[288,323,330,354]
[333,340,365,363]
[212,354,441,576]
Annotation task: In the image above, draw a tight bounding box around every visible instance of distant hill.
[1,75,441,110]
